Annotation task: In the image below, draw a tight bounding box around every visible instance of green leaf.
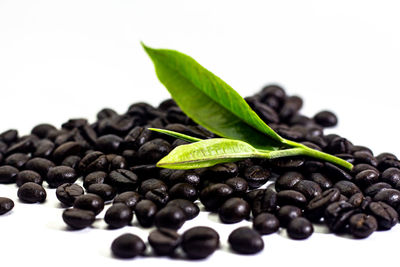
[148,128,202,143]
[156,138,267,169]
[142,43,283,150]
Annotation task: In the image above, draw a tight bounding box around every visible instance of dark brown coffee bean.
[324,162,353,181]
[113,191,141,211]
[275,171,303,192]
[111,233,146,259]
[334,181,361,198]
[148,228,181,256]
[270,157,305,169]
[293,180,322,200]
[61,155,81,169]
[145,189,169,208]
[309,173,332,190]
[168,183,197,201]
[6,137,35,155]
[243,165,270,189]
[15,170,41,187]
[351,163,379,176]
[381,168,400,186]
[87,183,116,201]
[349,213,377,238]
[181,226,219,259]
[0,165,19,184]
[83,171,107,188]
[46,166,77,188]
[0,129,18,144]
[56,183,84,206]
[313,111,337,127]
[354,170,379,188]
[167,170,200,186]
[225,177,248,196]
[373,189,400,211]
[277,205,302,227]
[277,190,307,208]
[17,182,46,203]
[367,201,398,230]
[228,227,264,255]
[218,197,250,224]
[134,199,158,227]
[205,163,239,180]
[279,96,303,121]
[302,160,324,173]
[287,217,314,240]
[199,183,233,211]
[5,153,30,169]
[347,193,365,208]
[251,188,278,216]
[324,201,355,233]
[138,138,171,163]
[139,178,167,195]
[306,188,341,221]
[155,205,186,230]
[78,151,109,174]
[364,183,392,198]
[353,151,378,167]
[253,212,280,235]
[0,197,14,215]
[52,141,83,163]
[108,169,139,192]
[24,158,55,177]
[104,203,133,229]
[62,208,95,230]
[166,199,200,220]
[73,193,104,215]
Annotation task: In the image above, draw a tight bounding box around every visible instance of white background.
[1,0,400,266]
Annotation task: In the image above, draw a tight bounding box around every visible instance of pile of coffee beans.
[1,84,400,259]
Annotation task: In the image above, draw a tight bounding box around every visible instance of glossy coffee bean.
[306,188,341,221]
[364,183,392,198]
[73,193,104,215]
[277,190,307,208]
[251,188,278,216]
[0,129,18,144]
[62,208,95,230]
[78,151,109,174]
[87,183,116,201]
[219,197,250,224]
[104,203,133,228]
[154,205,186,230]
[324,201,355,233]
[111,233,146,259]
[324,162,353,181]
[293,180,322,200]
[309,172,332,190]
[138,139,171,163]
[0,165,19,184]
[381,168,400,186]
[46,166,77,188]
[351,163,379,176]
[31,123,57,138]
[228,227,264,255]
[279,96,303,121]
[139,178,167,195]
[367,201,398,230]
[313,111,337,127]
[275,171,303,192]
[225,177,248,196]
[15,170,42,187]
[61,155,81,169]
[167,199,200,220]
[148,228,181,256]
[354,170,379,188]
[205,163,239,180]
[181,226,219,259]
[243,165,270,189]
[253,212,280,235]
[145,189,169,208]
[287,217,314,240]
[373,189,400,211]
[24,158,55,177]
[168,183,197,201]
[56,183,84,206]
[200,183,233,211]
[277,205,302,227]
[108,155,126,170]
[334,181,361,198]
[167,170,200,186]
[113,191,141,211]
[17,182,46,203]
[349,213,377,238]
[52,141,83,163]
[108,169,139,192]
[5,153,30,169]
[134,199,158,227]
[347,193,365,208]
[95,134,123,153]
[83,171,107,188]
[0,197,14,215]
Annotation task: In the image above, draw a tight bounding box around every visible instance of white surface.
[1,0,400,266]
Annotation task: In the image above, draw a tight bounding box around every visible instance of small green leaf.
[142,43,283,150]
[148,128,202,143]
[156,138,266,169]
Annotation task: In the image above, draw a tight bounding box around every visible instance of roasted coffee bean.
[6,137,34,155]
[61,155,81,169]
[17,182,46,203]
[87,183,116,201]
[56,183,84,206]
[364,183,392,198]
[169,183,197,201]
[121,149,137,165]
[287,217,314,240]
[0,165,19,184]
[313,111,337,127]
[381,168,400,186]
[347,193,365,208]
[46,166,77,188]
[205,163,239,180]
[378,158,400,171]
[243,165,270,189]
[279,96,303,121]
[0,129,18,144]
[367,201,398,230]
[327,137,352,154]
[334,181,361,198]
[130,164,159,177]
[349,213,377,238]
[111,233,146,259]
[104,203,133,228]
[277,205,302,227]
[225,177,248,196]
[258,84,286,103]
[108,155,126,170]
[373,189,400,211]
[167,170,200,186]
[277,190,307,208]
[15,170,42,187]
[148,228,181,256]
[376,152,398,163]
[324,162,353,181]
[218,197,250,224]
[351,163,379,176]
[275,171,303,192]
[354,170,379,188]
[139,178,167,195]
[167,199,200,220]
[270,156,305,169]
[228,227,264,255]
[123,127,152,150]
[309,173,332,190]
[134,199,158,227]
[0,197,14,215]
[5,153,30,169]
[108,169,139,192]
[137,139,171,163]
[324,201,355,232]
[95,134,123,154]
[306,188,341,221]
[181,226,219,259]
[113,191,141,211]
[334,153,355,164]
[83,171,107,188]
[293,180,322,200]
[24,157,55,177]
[252,188,278,216]
[353,151,377,167]
[78,151,109,174]
[253,212,279,235]
[200,183,233,211]
[62,208,95,230]
[97,108,117,120]
[145,189,169,207]
[73,193,104,215]
[61,118,88,130]
[155,205,186,230]
[303,160,324,173]
[52,141,83,163]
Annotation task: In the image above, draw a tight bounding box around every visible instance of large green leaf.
[156,138,266,169]
[142,43,283,150]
